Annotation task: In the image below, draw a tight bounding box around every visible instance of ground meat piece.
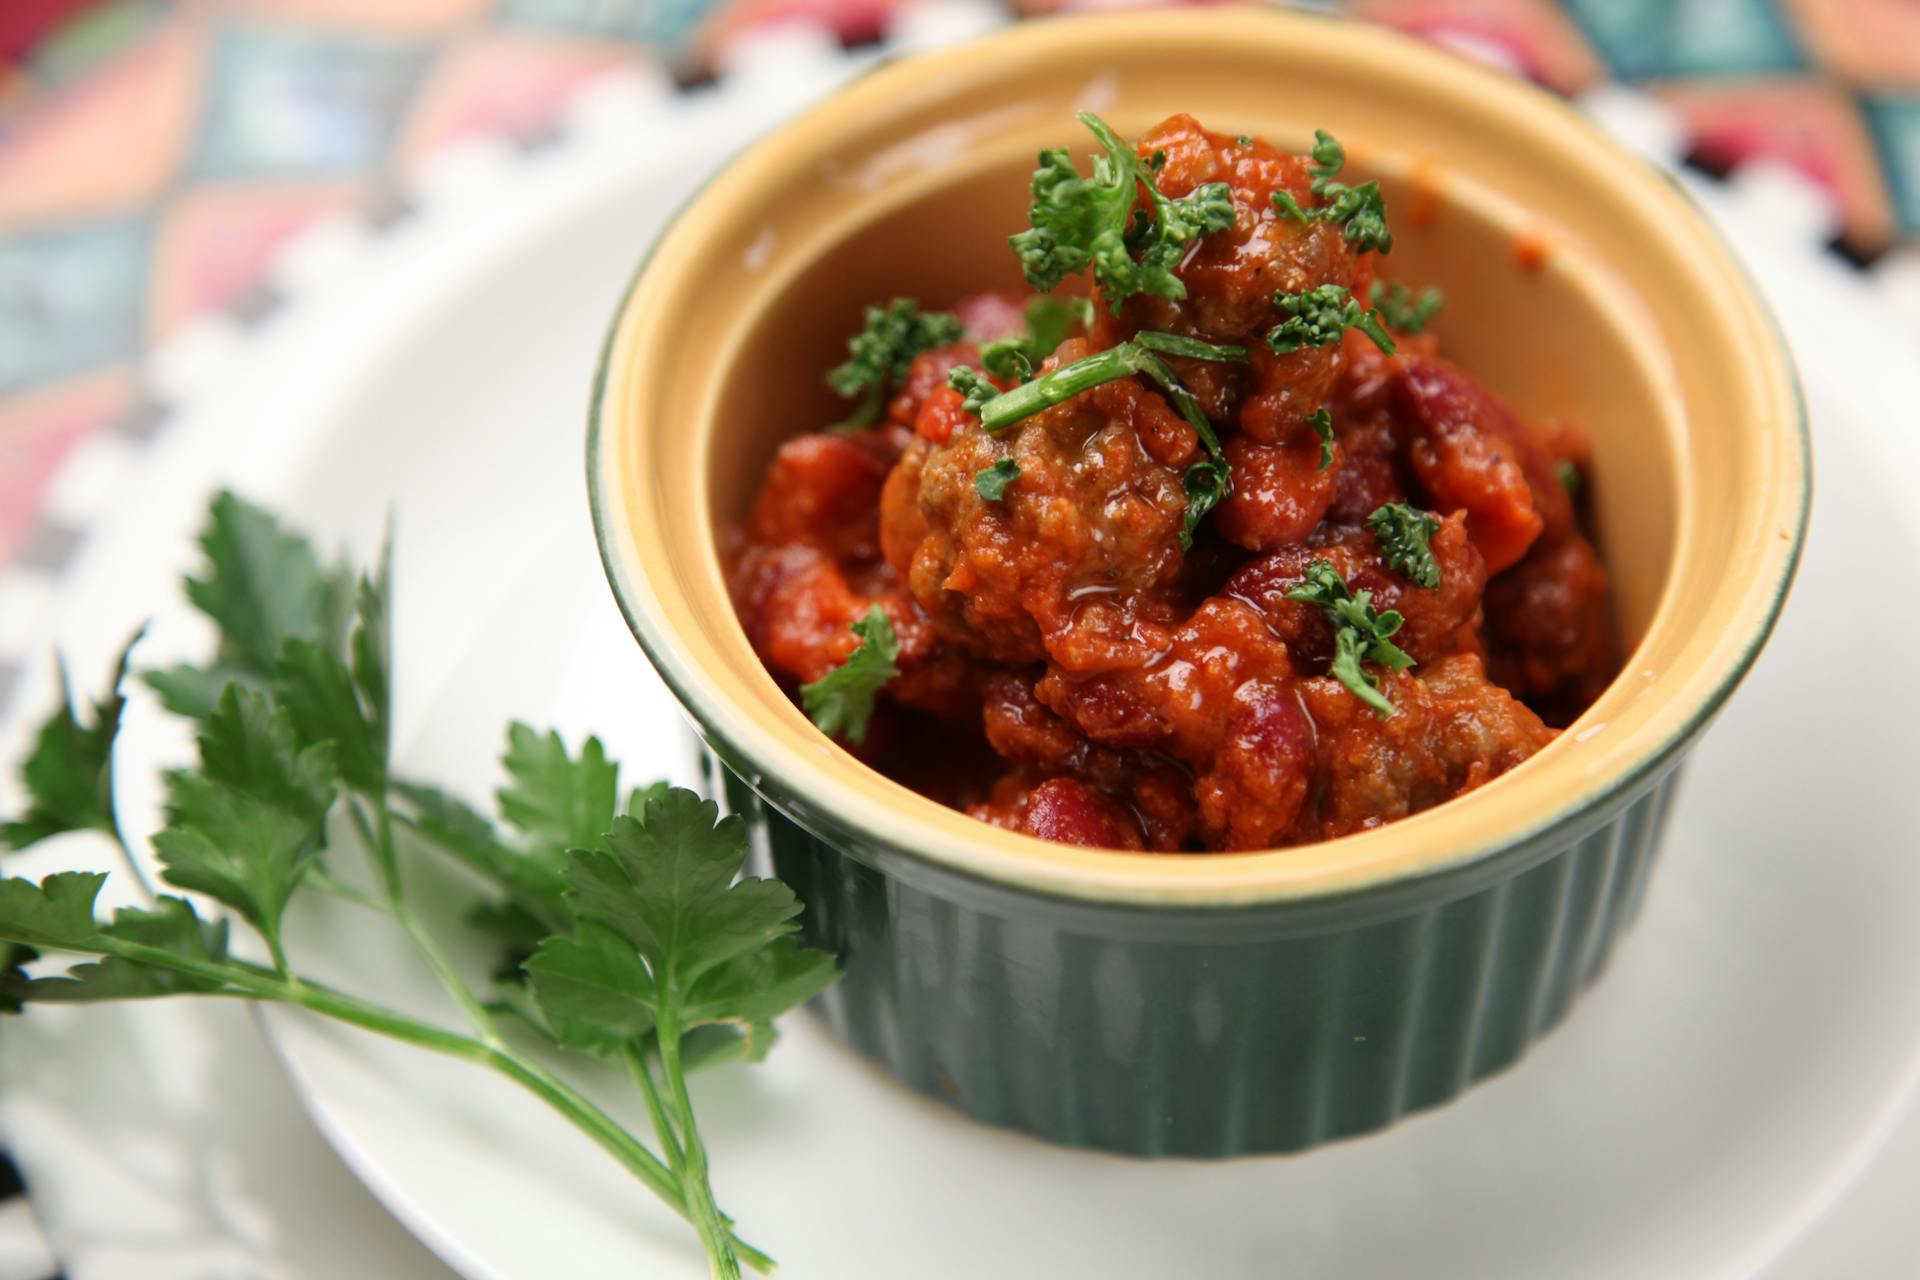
[1037,597,1291,757]
[728,544,975,718]
[970,774,1147,850]
[889,342,981,431]
[1212,433,1338,550]
[746,431,895,563]
[1223,512,1486,668]
[1391,355,1575,573]
[1484,532,1615,719]
[1294,652,1556,841]
[1037,597,1311,849]
[981,670,1195,850]
[881,371,1192,670]
[1195,681,1315,850]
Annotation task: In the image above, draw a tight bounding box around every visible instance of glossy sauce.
[725,114,1617,852]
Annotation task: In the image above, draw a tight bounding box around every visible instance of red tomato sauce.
[724,114,1616,853]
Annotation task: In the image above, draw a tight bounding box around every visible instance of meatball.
[882,372,1193,670]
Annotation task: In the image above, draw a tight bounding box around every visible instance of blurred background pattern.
[1,0,1917,575]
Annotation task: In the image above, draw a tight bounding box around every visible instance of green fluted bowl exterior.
[717,764,1679,1158]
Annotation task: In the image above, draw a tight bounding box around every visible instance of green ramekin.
[588,10,1809,1156]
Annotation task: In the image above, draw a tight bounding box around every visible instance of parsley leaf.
[1270,129,1393,253]
[147,492,352,718]
[152,685,336,965]
[827,298,962,427]
[979,342,1032,382]
[274,554,388,796]
[12,896,231,1003]
[1368,503,1443,589]
[1370,280,1444,334]
[1556,458,1582,497]
[979,296,1091,383]
[1010,112,1233,313]
[2,630,141,850]
[527,789,839,1271]
[529,789,837,1043]
[1181,459,1230,550]
[1308,407,1335,472]
[498,724,619,862]
[798,606,899,744]
[1286,560,1415,716]
[975,458,1021,501]
[1268,284,1396,357]
[0,871,107,950]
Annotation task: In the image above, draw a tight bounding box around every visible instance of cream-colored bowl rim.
[590,9,1809,910]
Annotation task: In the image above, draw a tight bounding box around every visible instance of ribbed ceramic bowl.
[589,9,1808,1156]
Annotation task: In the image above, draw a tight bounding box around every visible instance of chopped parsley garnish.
[951,337,1225,453]
[1367,502,1442,589]
[798,606,900,744]
[1308,407,1335,472]
[1269,129,1394,254]
[1132,330,1249,362]
[1286,560,1415,716]
[1181,459,1230,551]
[979,343,1032,382]
[1010,112,1235,313]
[1556,459,1582,497]
[1370,280,1444,334]
[1267,284,1396,357]
[947,366,999,415]
[975,458,1020,501]
[979,296,1092,382]
[827,298,962,427]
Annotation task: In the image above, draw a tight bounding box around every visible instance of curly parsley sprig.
[827,297,962,428]
[1268,284,1396,357]
[1270,128,1394,254]
[1286,560,1415,716]
[1367,502,1443,589]
[1011,112,1234,313]
[1370,280,1444,334]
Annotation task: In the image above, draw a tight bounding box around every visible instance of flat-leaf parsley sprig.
[1269,128,1394,254]
[1011,112,1234,313]
[0,492,840,1279]
[1286,560,1416,717]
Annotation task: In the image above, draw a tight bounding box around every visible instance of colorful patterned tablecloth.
[2,0,1917,573]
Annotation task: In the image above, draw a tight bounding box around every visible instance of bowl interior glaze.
[591,9,1806,909]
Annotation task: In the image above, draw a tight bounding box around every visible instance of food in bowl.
[726,112,1617,853]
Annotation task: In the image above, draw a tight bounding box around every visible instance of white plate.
[21,54,1920,1280]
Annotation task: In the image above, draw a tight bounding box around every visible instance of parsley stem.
[306,868,390,914]
[84,933,774,1271]
[626,1042,687,1174]
[657,1008,741,1280]
[348,791,502,1045]
[976,342,1225,458]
